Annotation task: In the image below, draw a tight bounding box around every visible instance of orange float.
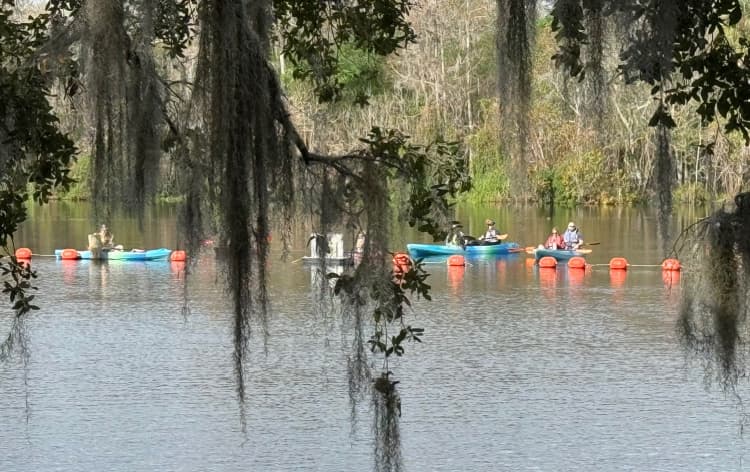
[609,257,628,270]
[661,258,681,271]
[170,250,187,262]
[538,256,557,268]
[392,252,411,277]
[447,255,465,267]
[15,247,32,259]
[60,249,79,260]
[568,256,586,269]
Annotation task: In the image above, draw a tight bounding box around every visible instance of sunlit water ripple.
[1,238,749,471]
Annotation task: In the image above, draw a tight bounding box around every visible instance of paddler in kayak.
[88,224,124,257]
[544,227,564,250]
[478,219,499,243]
[445,222,465,246]
[562,222,584,250]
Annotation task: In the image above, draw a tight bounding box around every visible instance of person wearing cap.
[562,222,583,250]
[445,222,465,246]
[478,219,499,243]
[544,227,564,250]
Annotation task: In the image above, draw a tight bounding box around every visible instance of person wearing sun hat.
[479,218,499,242]
[562,221,583,250]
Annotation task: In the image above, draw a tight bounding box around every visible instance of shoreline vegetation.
[52,6,748,208]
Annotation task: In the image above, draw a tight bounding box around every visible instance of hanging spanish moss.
[654,122,674,256]
[582,0,607,127]
[346,298,372,432]
[0,305,28,363]
[618,0,678,255]
[677,192,750,391]
[496,0,536,197]
[80,0,163,220]
[187,0,278,404]
[372,372,403,472]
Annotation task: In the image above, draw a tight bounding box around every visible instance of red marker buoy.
[538,256,557,268]
[170,250,187,262]
[568,256,586,269]
[661,258,681,271]
[609,257,628,270]
[60,249,79,260]
[447,255,465,267]
[15,248,32,260]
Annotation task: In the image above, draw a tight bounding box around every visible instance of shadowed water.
[1,203,747,471]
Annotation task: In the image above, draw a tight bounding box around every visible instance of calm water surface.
[1,203,748,471]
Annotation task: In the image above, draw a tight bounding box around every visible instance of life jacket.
[563,230,580,248]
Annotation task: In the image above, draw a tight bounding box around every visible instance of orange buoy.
[170,250,187,262]
[568,256,586,269]
[15,248,32,259]
[609,257,628,270]
[447,255,465,267]
[661,258,681,271]
[392,252,411,275]
[538,256,557,268]
[60,249,79,260]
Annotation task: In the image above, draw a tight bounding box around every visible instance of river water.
[1,202,748,471]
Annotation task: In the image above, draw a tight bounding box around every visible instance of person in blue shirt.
[562,222,584,250]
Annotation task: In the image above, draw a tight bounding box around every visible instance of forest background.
[44,0,750,208]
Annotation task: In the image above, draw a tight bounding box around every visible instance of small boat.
[54,247,174,261]
[527,247,591,262]
[407,242,522,259]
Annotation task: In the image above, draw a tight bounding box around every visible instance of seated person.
[478,219,499,243]
[445,223,464,246]
[562,222,584,250]
[544,227,564,249]
[98,224,114,248]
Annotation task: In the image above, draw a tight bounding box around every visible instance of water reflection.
[538,266,557,288]
[661,270,680,287]
[567,266,585,286]
[5,202,745,472]
[59,259,79,285]
[610,269,627,288]
[170,261,186,278]
[447,265,465,294]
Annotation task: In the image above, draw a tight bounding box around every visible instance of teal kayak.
[54,248,173,261]
[532,247,590,262]
[407,242,521,259]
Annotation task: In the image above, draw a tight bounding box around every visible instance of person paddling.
[562,222,584,250]
[478,219,499,243]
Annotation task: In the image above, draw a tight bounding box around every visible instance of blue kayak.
[54,248,173,261]
[407,242,522,259]
[532,247,590,262]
